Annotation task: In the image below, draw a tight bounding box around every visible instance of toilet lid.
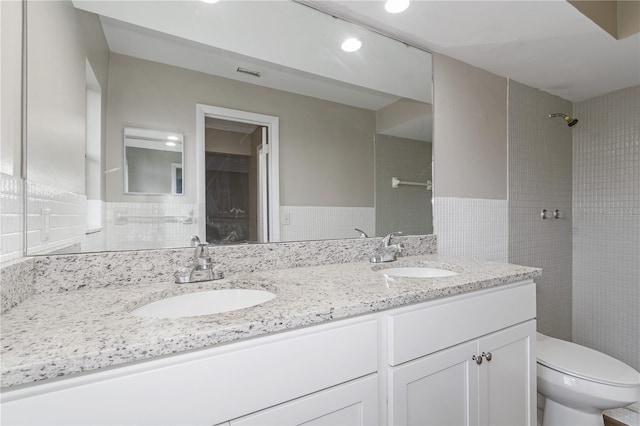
[536,333,640,387]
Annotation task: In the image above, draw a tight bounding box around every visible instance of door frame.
[196,104,280,242]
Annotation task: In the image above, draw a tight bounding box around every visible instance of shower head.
[549,113,579,127]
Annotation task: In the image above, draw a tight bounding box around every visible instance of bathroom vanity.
[0,255,539,425]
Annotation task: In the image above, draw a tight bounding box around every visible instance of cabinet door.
[230,375,378,426]
[478,320,536,426]
[389,341,478,426]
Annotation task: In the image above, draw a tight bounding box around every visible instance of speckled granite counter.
[1,255,540,389]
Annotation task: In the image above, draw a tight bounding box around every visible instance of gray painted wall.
[375,134,432,236]
[431,53,509,263]
[105,53,375,207]
[25,3,109,195]
[126,148,181,194]
[0,0,23,177]
[432,53,508,200]
[26,1,86,194]
[205,128,252,157]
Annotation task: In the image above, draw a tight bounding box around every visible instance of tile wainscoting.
[0,174,23,263]
[433,196,508,262]
[279,206,375,242]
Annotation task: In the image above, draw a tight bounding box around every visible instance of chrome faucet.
[175,236,224,283]
[370,232,404,263]
[355,228,369,238]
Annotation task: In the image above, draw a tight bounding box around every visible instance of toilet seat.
[536,333,640,387]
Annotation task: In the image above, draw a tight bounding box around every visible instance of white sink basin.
[379,267,457,278]
[131,289,276,318]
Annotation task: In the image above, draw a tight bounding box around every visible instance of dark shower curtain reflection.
[206,153,250,243]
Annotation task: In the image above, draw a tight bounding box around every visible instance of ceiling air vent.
[236,67,261,78]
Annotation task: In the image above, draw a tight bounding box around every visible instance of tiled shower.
[508,82,639,370]
[572,86,640,371]
[508,80,573,341]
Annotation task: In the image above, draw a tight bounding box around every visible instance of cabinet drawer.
[1,318,378,425]
[388,281,535,366]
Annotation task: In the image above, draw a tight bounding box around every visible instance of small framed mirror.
[124,127,184,195]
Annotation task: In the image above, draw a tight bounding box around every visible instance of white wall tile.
[0,173,24,263]
[433,197,508,262]
[280,206,375,242]
[105,202,198,250]
[25,180,87,255]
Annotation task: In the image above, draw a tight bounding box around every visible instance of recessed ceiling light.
[166,142,177,147]
[201,0,219,3]
[384,0,410,14]
[341,38,362,52]
[167,135,179,141]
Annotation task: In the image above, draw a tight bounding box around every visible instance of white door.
[478,321,536,426]
[257,128,269,243]
[389,341,478,426]
[196,104,280,243]
[230,375,378,426]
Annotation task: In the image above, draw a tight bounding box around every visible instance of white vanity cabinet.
[389,321,536,425]
[387,281,537,426]
[1,280,536,426]
[229,374,378,426]
[477,321,536,425]
[0,319,379,425]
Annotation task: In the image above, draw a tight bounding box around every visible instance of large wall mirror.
[23,0,433,255]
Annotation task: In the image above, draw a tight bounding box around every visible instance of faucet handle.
[382,231,403,246]
[354,228,369,238]
[174,267,191,284]
[193,242,210,261]
[190,235,201,247]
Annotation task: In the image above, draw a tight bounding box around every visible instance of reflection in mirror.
[23,0,433,255]
[123,127,184,196]
[200,111,275,245]
[375,100,433,237]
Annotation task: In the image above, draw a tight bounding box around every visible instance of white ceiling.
[306,0,640,102]
[79,1,639,103]
[77,0,638,142]
[99,16,401,111]
[79,0,435,141]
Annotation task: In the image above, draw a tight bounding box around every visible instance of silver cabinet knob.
[472,355,483,365]
[483,352,493,362]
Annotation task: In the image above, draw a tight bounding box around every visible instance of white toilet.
[537,333,640,426]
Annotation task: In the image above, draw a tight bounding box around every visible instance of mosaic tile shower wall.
[508,80,573,341]
[573,85,640,370]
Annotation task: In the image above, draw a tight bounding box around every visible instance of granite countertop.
[0,255,540,389]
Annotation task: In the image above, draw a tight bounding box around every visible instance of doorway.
[196,104,280,243]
